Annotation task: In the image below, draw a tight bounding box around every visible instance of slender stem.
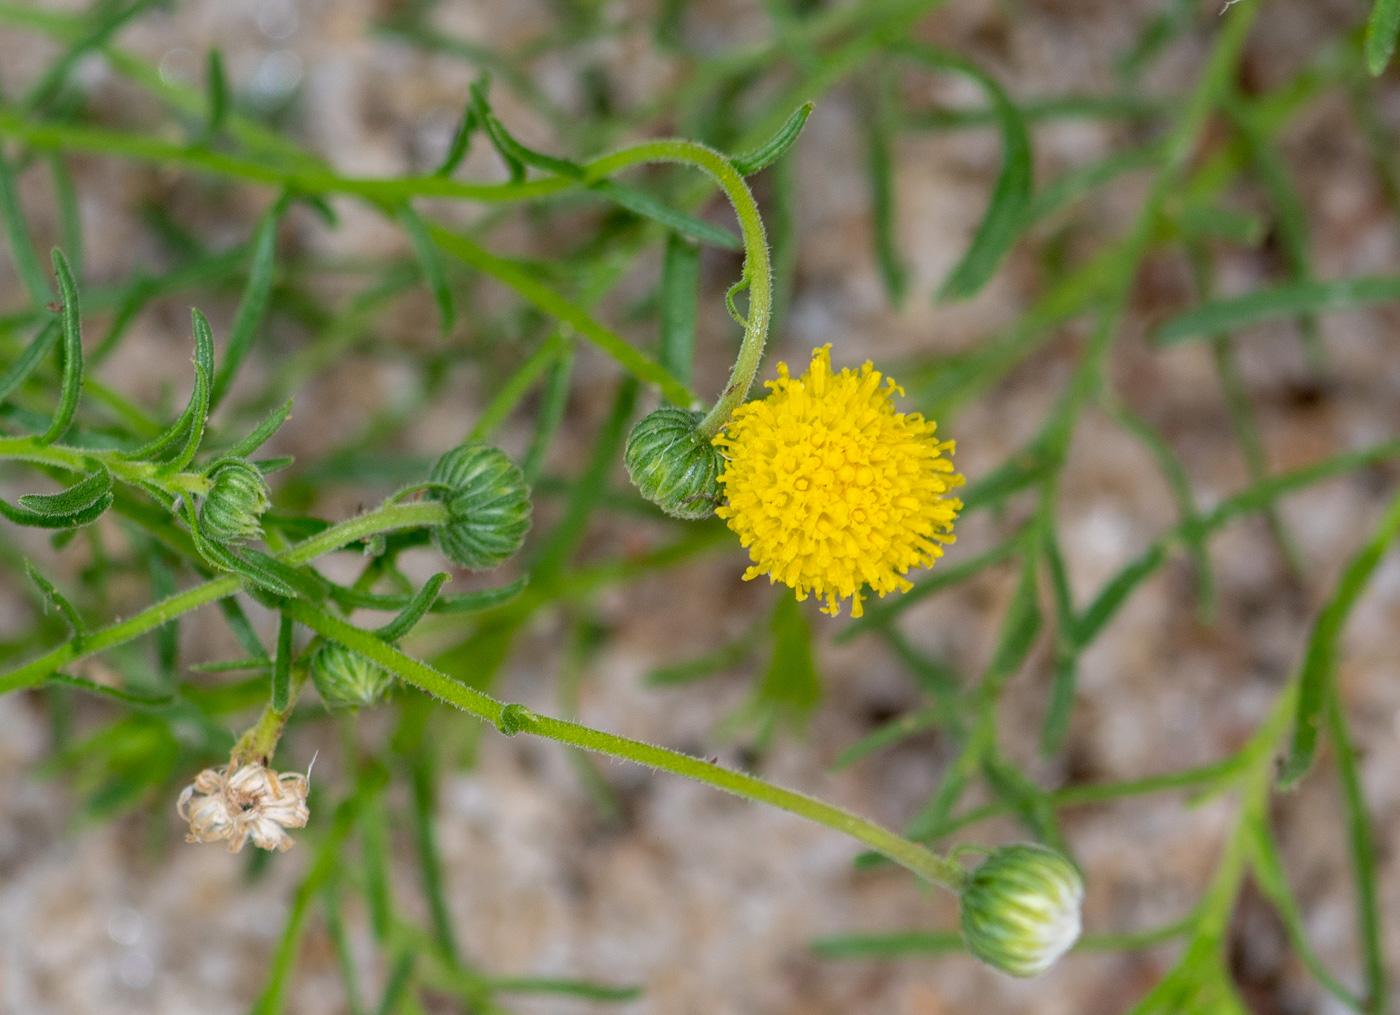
[0,113,772,426]
[0,499,450,694]
[279,597,969,893]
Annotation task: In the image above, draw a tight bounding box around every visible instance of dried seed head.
[176,762,310,852]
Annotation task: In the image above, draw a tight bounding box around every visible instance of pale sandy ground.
[1,0,1399,1013]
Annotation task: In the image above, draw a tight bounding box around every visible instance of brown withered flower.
[176,762,310,852]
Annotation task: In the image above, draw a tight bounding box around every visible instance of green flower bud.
[959,844,1083,977]
[200,459,271,544]
[310,641,393,708]
[428,443,532,570]
[623,408,722,520]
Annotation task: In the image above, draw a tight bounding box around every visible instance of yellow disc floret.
[713,345,963,618]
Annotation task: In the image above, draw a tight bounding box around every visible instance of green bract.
[623,408,723,520]
[199,459,271,544]
[959,843,1083,977]
[310,641,394,709]
[428,444,532,569]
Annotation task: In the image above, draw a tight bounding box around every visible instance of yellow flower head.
[713,346,963,618]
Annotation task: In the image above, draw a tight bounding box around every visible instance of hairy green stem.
[0,499,449,695]
[278,597,968,893]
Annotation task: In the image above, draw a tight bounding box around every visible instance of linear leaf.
[658,233,699,397]
[864,73,906,305]
[0,489,112,528]
[200,48,228,142]
[730,103,812,175]
[0,319,59,404]
[19,463,112,516]
[38,248,82,445]
[1156,276,1400,345]
[0,138,50,305]
[1367,0,1400,75]
[897,45,1033,302]
[26,561,89,640]
[376,572,451,641]
[226,398,294,458]
[271,612,292,711]
[433,102,477,177]
[211,199,283,408]
[589,179,741,249]
[397,202,455,335]
[1280,483,1400,788]
[155,308,214,474]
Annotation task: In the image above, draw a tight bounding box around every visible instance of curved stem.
[278,597,968,893]
[592,142,772,435]
[0,117,775,427]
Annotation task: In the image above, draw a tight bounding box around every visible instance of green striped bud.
[200,459,271,544]
[310,641,393,708]
[624,408,722,520]
[959,844,1083,977]
[428,443,532,570]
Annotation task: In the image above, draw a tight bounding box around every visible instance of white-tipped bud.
[958,843,1083,977]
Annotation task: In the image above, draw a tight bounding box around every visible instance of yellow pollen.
[713,345,964,618]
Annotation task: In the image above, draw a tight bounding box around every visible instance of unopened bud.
[959,844,1083,977]
[624,408,722,520]
[428,444,532,570]
[310,641,393,708]
[200,459,271,544]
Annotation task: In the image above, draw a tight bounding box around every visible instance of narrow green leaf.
[589,179,741,249]
[1073,542,1167,648]
[396,202,455,335]
[647,629,757,686]
[1156,276,1400,345]
[226,398,294,459]
[48,153,82,278]
[241,548,328,602]
[376,572,451,641]
[468,333,567,443]
[831,703,951,771]
[754,593,821,723]
[483,109,584,179]
[864,73,906,305]
[434,576,528,613]
[810,931,964,958]
[897,45,1033,302]
[1367,0,1400,75]
[201,48,228,142]
[0,489,112,528]
[523,343,573,482]
[0,319,59,404]
[658,233,700,397]
[433,102,477,177]
[983,552,1042,693]
[1280,483,1400,787]
[155,308,214,474]
[0,136,51,306]
[487,977,642,1002]
[467,80,527,183]
[220,596,271,661]
[730,103,813,175]
[211,200,283,408]
[429,225,692,406]
[271,612,292,711]
[45,672,174,708]
[26,560,89,640]
[19,463,112,516]
[39,248,82,445]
